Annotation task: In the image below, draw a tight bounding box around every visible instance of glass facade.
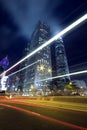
[52,37,70,89]
[24,21,52,90]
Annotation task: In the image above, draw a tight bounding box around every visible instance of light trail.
[0,103,87,130]
[0,14,87,77]
[69,61,87,68]
[8,60,40,77]
[36,69,87,82]
[8,68,87,84]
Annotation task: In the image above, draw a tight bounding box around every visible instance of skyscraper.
[25,21,52,90]
[51,37,70,89]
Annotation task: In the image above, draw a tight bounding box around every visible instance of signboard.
[0,72,8,91]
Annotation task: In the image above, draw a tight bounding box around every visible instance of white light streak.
[36,69,87,82]
[8,60,40,77]
[0,14,87,77]
[16,69,87,84]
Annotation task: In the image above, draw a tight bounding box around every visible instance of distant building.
[19,42,30,90]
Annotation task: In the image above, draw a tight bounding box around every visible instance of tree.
[65,84,72,90]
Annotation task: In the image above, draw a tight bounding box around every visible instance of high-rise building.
[25,21,52,90]
[8,21,70,92]
[51,37,70,89]
[19,42,30,90]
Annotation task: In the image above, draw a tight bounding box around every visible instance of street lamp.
[48,68,52,73]
[39,64,52,73]
[39,64,45,71]
[69,82,72,85]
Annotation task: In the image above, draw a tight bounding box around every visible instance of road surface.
[0,97,87,130]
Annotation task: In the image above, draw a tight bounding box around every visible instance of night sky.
[0,0,87,71]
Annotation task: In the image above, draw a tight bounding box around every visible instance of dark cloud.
[0,3,17,52]
[0,0,63,37]
[0,2,28,64]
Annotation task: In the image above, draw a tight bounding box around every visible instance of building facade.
[51,37,70,89]
[24,21,52,90]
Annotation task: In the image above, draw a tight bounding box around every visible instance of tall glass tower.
[26,21,52,90]
[51,37,70,89]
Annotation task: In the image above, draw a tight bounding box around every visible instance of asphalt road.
[0,98,87,130]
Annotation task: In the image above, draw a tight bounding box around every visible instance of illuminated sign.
[0,72,8,91]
